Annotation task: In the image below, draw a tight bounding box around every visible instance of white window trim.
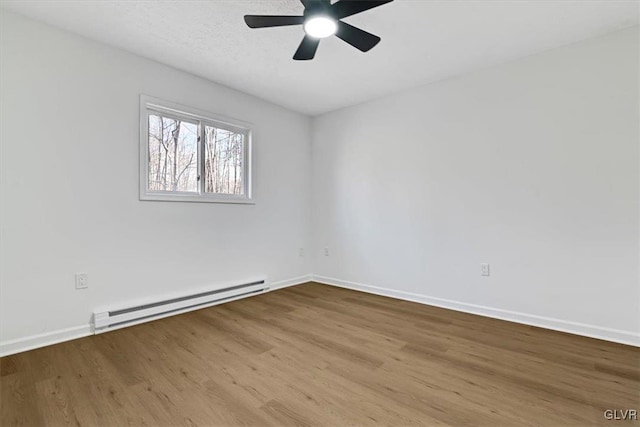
[139,95,254,204]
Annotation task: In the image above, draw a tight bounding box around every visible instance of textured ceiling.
[1,0,638,115]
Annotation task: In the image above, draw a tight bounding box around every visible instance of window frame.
[139,95,253,204]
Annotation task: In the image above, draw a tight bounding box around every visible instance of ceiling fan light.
[303,16,337,39]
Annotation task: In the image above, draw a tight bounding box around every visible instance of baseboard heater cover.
[93,280,268,333]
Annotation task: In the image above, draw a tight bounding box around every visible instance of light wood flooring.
[1,282,639,426]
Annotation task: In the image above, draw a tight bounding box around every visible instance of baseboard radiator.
[93,279,268,334]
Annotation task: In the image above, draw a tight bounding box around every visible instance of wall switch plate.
[299,248,305,257]
[75,273,88,289]
[480,263,490,276]
[324,247,330,256]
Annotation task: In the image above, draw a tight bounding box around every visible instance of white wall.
[2,10,638,352]
[311,27,640,344]
[0,11,312,347]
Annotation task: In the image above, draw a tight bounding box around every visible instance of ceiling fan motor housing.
[303,0,334,19]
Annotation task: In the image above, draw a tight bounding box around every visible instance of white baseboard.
[0,325,92,357]
[270,274,313,290]
[4,273,634,357]
[0,275,313,357]
[312,275,640,348]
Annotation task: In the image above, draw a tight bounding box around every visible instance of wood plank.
[1,282,638,426]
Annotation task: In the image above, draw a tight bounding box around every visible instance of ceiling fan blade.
[293,36,320,60]
[244,15,305,28]
[332,0,393,19]
[335,21,380,52]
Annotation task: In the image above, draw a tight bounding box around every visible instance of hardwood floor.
[1,282,638,426]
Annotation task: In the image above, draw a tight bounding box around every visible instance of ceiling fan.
[244,0,394,60]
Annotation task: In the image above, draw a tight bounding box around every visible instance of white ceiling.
[1,0,638,115]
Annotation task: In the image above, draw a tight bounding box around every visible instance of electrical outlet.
[324,247,330,257]
[298,248,305,257]
[480,263,490,277]
[75,273,88,289]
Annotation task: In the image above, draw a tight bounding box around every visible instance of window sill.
[140,193,255,204]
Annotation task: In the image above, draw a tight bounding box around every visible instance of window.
[140,95,252,203]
